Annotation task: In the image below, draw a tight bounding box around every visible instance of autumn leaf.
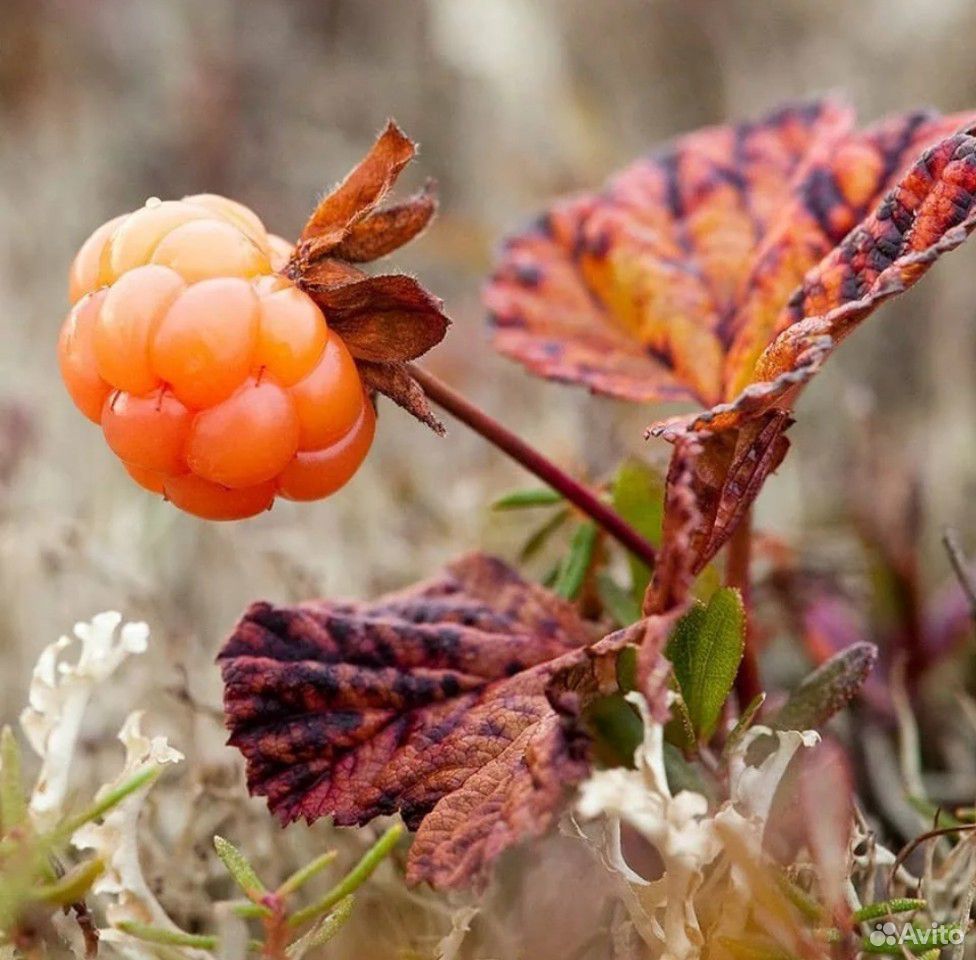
[487,98,976,566]
[282,121,449,434]
[219,553,637,889]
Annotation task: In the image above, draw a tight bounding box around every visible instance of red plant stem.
[408,364,657,570]
[725,509,763,707]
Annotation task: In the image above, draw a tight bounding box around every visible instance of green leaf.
[116,920,218,950]
[288,824,403,929]
[769,642,877,732]
[519,507,571,562]
[52,765,161,843]
[663,691,697,752]
[722,692,766,759]
[853,899,926,923]
[583,694,643,768]
[32,857,104,906]
[491,488,564,511]
[214,835,267,902]
[666,588,745,741]
[276,850,338,898]
[0,726,27,834]
[553,522,598,600]
[286,896,355,959]
[596,571,641,627]
[611,460,664,602]
[662,744,712,800]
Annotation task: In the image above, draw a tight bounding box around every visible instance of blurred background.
[1,1,975,954]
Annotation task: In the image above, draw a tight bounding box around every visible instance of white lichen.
[576,692,820,959]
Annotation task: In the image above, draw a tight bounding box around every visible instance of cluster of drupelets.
[58,196,374,520]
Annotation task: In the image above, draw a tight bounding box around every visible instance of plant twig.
[408,364,657,569]
[725,510,762,708]
[943,528,976,622]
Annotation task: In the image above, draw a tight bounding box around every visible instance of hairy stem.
[408,364,657,570]
[725,510,762,707]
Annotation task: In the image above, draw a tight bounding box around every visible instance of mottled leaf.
[487,99,976,414]
[652,122,976,441]
[485,99,853,404]
[487,101,976,568]
[220,553,635,889]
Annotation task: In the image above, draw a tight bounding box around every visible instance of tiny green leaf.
[214,835,267,902]
[54,765,160,843]
[519,507,571,561]
[286,896,354,959]
[491,488,564,511]
[0,725,27,834]
[769,643,878,732]
[662,743,711,799]
[853,898,926,923]
[116,920,219,950]
[288,824,402,929]
[32,857,105,906]
[611,459,664,602]
[232,901,274,920]
[596,571,641,627]
[553,522,598,600]
[723,692,766,759]
[276,850,338,898]
[667,588,745,741]
[583,694,643,768]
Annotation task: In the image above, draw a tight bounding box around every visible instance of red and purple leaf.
[220,553,638,888]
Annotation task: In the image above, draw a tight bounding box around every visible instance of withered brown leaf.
[220,553,636,889]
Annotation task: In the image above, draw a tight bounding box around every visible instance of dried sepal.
[305,274,450,363]
[282,123,450,435]
[357,360,445,435]
[295,120,416,260]
[331,180,438,263]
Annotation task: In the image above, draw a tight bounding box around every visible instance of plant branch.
[725,510,762,708]
[408,364,657,570]
[943,528,976,623]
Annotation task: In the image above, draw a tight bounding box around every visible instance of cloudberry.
[60,196,374,520]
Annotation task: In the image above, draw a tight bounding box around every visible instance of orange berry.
[278,400,375,501]
[62,193,379,520]
[186,378,299,488]
[102,389,192,475]
[106,199,211,279]
[289,331,364,451]
[254,283,328,386]
[69,215,127,304]
[163,473,275,521]
[123,461,168,495]
[94,265,185,394]
[58,291,112,423]
[151,218,271,282]
[181,193,270,251]
[151,277,259,408]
